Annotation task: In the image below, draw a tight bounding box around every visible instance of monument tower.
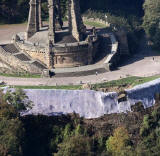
[27,0,41,39]
[23,0,98,69]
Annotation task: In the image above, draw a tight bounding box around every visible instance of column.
[46,40,54,68]
[68,0,86,41]
[48,0,56,44]
[26,0,39,39]
[38,0,43,29]
[56,0,63,29]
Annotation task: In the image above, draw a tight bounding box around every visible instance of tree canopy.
[143,0,160,48]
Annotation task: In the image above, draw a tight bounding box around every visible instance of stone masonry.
[38,0,42,28]
[27,0,40,39]
[22,0,98,69]
[68,0,86,41]
[48,0,56,44]
[55,0,63,29]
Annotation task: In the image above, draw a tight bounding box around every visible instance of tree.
[137,103,160,155]
[54,135,93,156]
[0,91,25,156]
[106,126,133,156]
[143,0,160,48]
[3,88,33,111]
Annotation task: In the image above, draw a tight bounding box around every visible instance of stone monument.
[7,0,99,70]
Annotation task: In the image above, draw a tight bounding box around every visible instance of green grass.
[10,85,82,90]
[0,73,41,78]
[93,75,160,90]
[84,21,106,28]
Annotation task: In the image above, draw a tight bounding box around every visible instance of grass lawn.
[9,85,82,90]
[0,73,41,78]
[93,75,160,90]
[84,21,106,28]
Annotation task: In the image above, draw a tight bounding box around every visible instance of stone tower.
[27,0,40,39]
[68,0,86,41]
[48,0,56,44]
[38,0,42,28]
[55,0,63,29]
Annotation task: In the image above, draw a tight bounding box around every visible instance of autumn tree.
[106,126,133,156]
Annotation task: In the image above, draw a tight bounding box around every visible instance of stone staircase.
[2,44,19,54]
[0,44,47,73]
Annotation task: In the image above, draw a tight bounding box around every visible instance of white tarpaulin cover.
[125,78,160,109]
[3,78,160,119]
[22,89,118,119]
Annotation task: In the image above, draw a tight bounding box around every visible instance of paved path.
[0,24,160,86]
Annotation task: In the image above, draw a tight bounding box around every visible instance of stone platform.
[0,28,122,76]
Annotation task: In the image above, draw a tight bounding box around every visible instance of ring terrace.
[13,0,99,69]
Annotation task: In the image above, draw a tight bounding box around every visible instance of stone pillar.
[27,0,39,39]
[46,41,54,68]
[38,0,42,29]
[68,0,86,41]
[56,0,63,29]
[48,0,56,44]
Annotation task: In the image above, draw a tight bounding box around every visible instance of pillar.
[56,0,63,29]
[26,0,39,39]
[68,0,86,41]
[46,41,54,69]
[38,0,43,29]
[48,0,56,44]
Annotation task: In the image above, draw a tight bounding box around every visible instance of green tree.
[4,88,33,111]
[137,103,160,155]
[143,0,160,48]
[0,91,25,156]
[54,135,93,156]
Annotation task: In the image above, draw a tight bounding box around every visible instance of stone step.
[31,61,47,69]
[14,53,31,61]
[1,44,19,54]
[0,44,47,71]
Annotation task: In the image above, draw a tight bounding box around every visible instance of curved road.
[0,24,160,86]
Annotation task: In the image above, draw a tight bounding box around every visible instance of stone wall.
[115,30,129,55]
[15,41,47,65]
[15,35,99,68]
[53,41,92,68]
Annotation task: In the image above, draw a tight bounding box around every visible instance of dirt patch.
[0,23,27,42]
